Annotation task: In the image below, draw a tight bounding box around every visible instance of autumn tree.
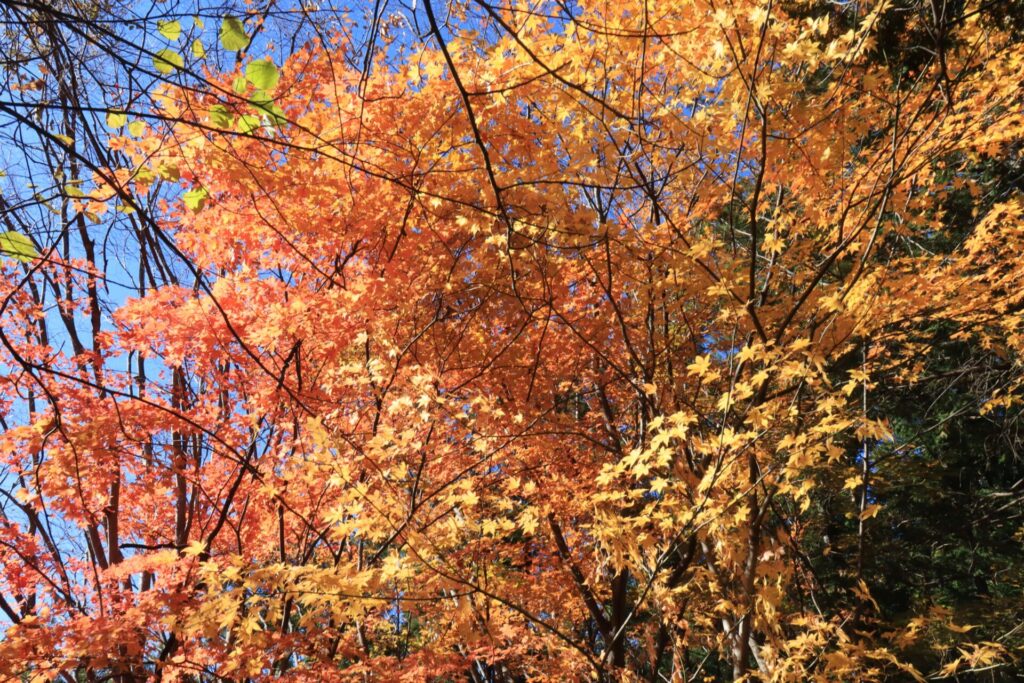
[1,0,1023,681]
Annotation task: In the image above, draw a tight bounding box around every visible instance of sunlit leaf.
[157,19,181,41]
[127,120,147,137]
[106,110,127,128]
[0,231,38,262]
[157,161,180,181]
[153,48,183,74]
[237,114,261,134]
[245,58,279,90]
[219,16,248,51]
[183,187,209,212]
[208,104,232,128]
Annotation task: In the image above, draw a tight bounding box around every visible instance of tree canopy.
[0,0,1023,680]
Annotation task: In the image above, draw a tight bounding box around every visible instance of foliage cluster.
[0,0,1023,680]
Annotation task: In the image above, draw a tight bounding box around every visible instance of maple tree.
[1,0,1023,680]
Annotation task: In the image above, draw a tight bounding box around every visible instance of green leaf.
[64,184,85,198]
[245,59,279,90]
[237,115,261,134]
[157,161,180,181]
[219,16,248,51]
[127,120,147,137]
[157,20,181,41]
[191,39,205,58]
[250,94,286,126]
[106,110,127,128]
[53,134,74,147]
[153,48,183,74]
[133,166,155,185]
[0,231,39,263]
[251,96,288,126]
[183,187,209,212]
[209,104,233,128]
[232,76,248,95]
[265,104,287,126]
